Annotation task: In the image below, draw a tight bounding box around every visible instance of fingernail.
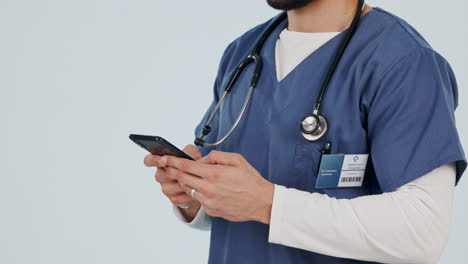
[160,156,167,165]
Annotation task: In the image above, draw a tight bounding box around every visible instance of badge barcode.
[341,177,362,183]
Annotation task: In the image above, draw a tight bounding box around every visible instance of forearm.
[269,163,456,264]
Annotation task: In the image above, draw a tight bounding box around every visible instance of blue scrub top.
[194,7,467,264]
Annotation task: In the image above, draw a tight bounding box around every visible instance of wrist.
[257,181,274,224]
[179,200,201,222]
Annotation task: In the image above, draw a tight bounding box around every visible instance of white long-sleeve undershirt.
[171,29,457,263]
[173,164,456,263]
[268,163,456,264]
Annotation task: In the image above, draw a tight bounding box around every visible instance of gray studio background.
[1,0,467,263]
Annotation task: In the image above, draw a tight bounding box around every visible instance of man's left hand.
[158,150,274,224]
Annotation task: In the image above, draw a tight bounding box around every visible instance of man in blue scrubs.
[144,0,467,263]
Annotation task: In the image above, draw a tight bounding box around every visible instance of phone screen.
[129,134,194,160]
[137,139,181,156]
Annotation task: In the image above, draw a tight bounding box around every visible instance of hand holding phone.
[131,134,202,219]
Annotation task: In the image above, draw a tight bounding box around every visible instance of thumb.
[182,144,202,160]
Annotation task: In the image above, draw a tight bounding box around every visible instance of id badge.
[316,154,369,188]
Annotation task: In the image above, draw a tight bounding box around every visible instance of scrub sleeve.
[366,48,467,192]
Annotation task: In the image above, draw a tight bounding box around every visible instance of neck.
[286,0,372,32]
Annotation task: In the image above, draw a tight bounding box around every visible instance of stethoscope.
[195,0,365,148]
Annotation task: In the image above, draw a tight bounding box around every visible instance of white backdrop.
[1,0,467,263]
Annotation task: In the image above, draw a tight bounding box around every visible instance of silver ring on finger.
[191,188,197,200]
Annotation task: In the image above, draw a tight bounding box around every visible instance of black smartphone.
[129,134,194,160]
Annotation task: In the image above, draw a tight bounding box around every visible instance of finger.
[163,155,218,180]
[178,181,209,205]
[164,167,181,181]
[144,154,166,168]
[164,166,208,183]
[173,169,208,194]
[182,144,202,160]
[193,189,209,204]
[198,150,243,166]
[155,168,176,183]
[178,182,193,197]
[160,182,185,196]
[169,193,193,206]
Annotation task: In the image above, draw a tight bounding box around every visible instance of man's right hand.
[144,144,202,222]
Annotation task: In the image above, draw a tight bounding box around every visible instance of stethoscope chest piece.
[301,114,328,141]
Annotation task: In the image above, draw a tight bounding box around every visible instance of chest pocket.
[289,140,324,192]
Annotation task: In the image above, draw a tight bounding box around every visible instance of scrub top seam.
[374,7,428,49]
[369,47,433,108]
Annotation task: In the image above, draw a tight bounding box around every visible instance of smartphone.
[129,134,194,160]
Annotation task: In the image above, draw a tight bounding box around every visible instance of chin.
[266,0,315,11]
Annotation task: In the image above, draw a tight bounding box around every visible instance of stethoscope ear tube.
[249,54,262,88]
[224,54,263,92]
[313,0,365,114]
[224,57,251,92]
[195,84,255,147]
[250,12,288,57]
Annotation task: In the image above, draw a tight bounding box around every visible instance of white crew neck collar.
[280,29,340,39]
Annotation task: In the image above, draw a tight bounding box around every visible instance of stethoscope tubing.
[195,0,365,147]
[313,0,365,113]
[201,84,254,147]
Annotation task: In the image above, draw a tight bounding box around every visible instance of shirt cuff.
[268,184,288,244]
[269,184,313,245]
[172,204,212,231]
